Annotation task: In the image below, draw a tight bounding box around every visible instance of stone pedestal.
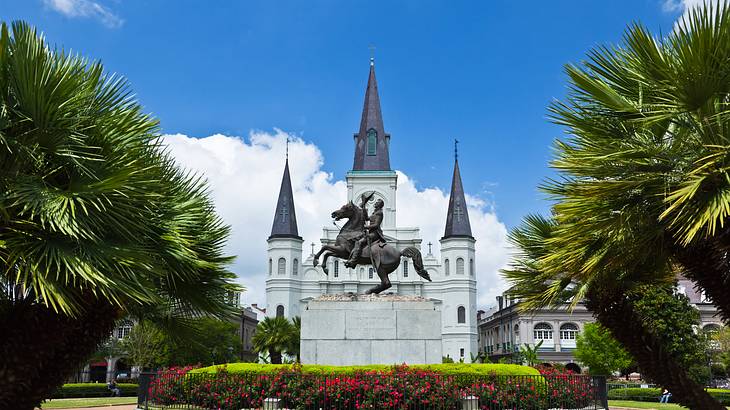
[300,294,442,365]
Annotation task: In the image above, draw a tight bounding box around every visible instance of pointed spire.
[443,140,473,239]
[269,156,301,240]
[352,59,391,171]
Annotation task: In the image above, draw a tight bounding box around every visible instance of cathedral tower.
[439,142,478,360]
[347,59,397,229]
[266,152,303,319]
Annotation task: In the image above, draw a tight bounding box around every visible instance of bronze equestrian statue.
[313,192,432,294]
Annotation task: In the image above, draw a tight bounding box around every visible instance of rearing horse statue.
[313,199,432,294]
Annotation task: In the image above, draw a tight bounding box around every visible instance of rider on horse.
[345,192,386,268]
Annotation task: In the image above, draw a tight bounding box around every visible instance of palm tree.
[287,316,301,362]
[0,22,239,409]
[519,340,543,367]
[252,316,294,365]
[503,215,724,409]
[541,2,730,324]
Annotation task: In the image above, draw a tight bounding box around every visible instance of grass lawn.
[40,397,137,409]
[609,400,730,409]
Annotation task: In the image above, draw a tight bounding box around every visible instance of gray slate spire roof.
[443,157,473,239]
[269,159,301,240]
[352,60,391,171]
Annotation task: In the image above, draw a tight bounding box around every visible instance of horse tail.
[401,246,432,282]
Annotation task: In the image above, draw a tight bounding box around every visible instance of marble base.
[300,295,442,365]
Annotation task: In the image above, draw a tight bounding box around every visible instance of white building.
[265,60,479,361]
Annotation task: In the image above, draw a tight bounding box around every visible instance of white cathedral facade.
[266,61,478,361]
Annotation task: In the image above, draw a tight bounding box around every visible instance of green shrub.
[51,383,138,398]
[607,387,730,405]
[191,362,539,377]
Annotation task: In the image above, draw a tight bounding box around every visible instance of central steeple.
[352,59,391,171]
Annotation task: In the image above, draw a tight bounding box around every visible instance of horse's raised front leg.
[319,251,331,275]
[320,244,349,275]
[313,244,339,267]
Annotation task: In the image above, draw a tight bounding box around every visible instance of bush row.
[51,383,138,398]
[608,387,730,405]
[153,366,592,410]
[192,362,540,377]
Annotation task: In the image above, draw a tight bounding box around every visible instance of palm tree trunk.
[269,349,282,365]
[673,240,730,322]
[586,289,724,410]
[0,297,120,410]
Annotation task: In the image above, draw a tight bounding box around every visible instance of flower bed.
[150,365,597,409]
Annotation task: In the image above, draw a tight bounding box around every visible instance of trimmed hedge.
[51,383,138,398]
[608,387,730,405]
[192,362,540,377]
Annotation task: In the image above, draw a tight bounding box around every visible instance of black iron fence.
[138,371,608,409]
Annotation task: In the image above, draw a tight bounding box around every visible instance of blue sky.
[3,0,685,230]
[3,1,698,305]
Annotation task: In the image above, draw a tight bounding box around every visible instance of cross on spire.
[280,200,289,223]
[443,141,473,239]
[311,242,315,255]
[454,198,464,223]
[286,137,290,161]
[269,156,300,240]
[427,241,433,255]
[369,44,376,66]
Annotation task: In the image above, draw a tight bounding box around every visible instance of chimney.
[496,296,504,311]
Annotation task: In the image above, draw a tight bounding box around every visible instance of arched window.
[704,324,722,333]
[444,259,450,276]
[533,323,554,349]
[403,260,409,277]
[293,259,298,275]
[368,267,374,279]
[469,259,474,276]
[268,258,272,275]
[456,258,465,275]
[278,258,286,275]
[334,260,339,278]
[276,305,284,318]
[360,267,364,278]
[367,128,377,155]
[514,324,521,344]
[457,306,466,324]
[560,323,579,349]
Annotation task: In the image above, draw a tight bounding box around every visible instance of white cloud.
[162,130,510,310]
[663,0,727,27]
[43,0,123,28]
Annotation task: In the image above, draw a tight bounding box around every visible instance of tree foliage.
[519,340,543,367]
[165,317,242,366]
[500,3,730,408]
[574,323,633,376]
[710,326,730,372]
[251,316,299,365]
[121,321,169,370]
[629,285,710,384]
[0,21,240,408]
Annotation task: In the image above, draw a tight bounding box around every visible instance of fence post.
[263,397,281,409]
[461,395,478,410]
[137,371,156,410]
[595,376,609,409]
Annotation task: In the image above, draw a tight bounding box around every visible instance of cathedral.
[265,60,478,361]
